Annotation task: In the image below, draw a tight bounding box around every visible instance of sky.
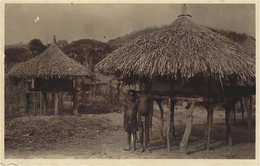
[4,3,256,45]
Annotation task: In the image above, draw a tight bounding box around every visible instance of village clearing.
[4,102,255,159]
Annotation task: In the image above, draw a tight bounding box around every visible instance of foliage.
[107,26,159,50]
[97,16,255,86]
[4,47,33,73]
[28,39,48,55]
[64,39,112,71]
[207,27,251,43]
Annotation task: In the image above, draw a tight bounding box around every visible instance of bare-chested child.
[124,90,138,151]
[137,83,152,152]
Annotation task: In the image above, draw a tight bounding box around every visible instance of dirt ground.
[4,102,256,160]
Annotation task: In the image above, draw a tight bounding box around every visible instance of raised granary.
[96,5,255,153]
[7,39,94,115]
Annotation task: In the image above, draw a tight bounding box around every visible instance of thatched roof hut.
[7,43,94,80]
[96,7,255,86]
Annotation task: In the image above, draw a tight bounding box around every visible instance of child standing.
[137,83,153,152]
[124,90,138,151]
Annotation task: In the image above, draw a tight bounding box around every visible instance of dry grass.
[96,16,255,86]
[7,43,94,79]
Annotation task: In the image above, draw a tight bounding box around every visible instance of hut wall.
[151,77,222,96]
[33,78,73,92]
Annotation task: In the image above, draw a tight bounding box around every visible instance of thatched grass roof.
[7,43,94,79]
[96,14,255,86]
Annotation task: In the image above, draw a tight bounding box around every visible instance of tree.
[28,39,47,55]
[64,39,112,70]
[4,47,32,72]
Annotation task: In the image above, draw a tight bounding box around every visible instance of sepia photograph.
[1,0,258,165]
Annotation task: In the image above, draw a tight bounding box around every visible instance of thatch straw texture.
[96,16,255,85]
[7,43,94,79]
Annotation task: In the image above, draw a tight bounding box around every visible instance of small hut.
[96,5,255,152]
[7,40,94,115]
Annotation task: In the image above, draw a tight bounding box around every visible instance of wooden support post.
[42,93,47,115]
[180,101,195,154]
[205,103,215,151]
[243,96,252,129]
[223,104,233,146]
[34,92,36,116]
[25,92,30,114]
[242,97,252,129]
[240,99,244,123]
[51,93,55,114]
[156,100,164,140]
[73,90,79,115]
[149,101,154,143]
[167,98,177,151]
[54,93,59,115]
[233,104,236,125]
[10,84,14,117]
[59,92,63,114]
[39,91,42,115]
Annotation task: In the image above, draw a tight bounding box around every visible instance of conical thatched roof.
[7,43,94,79]
[96,10,255,86]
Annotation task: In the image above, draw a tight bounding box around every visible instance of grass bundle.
[96,16,255,86]
[7,43,94,80]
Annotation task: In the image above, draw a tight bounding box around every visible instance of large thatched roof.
[96,9,255,86]
[7,43,94,79]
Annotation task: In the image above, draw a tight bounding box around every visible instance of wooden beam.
[241,99,244,123]
[167,98,177,151]
[205,103,215,151]
[225,105,233,146]
[42,93,47,115]
[73,90,79,115]
[25,92,30,114]
[180,101,195,154]
[244,96,252,129]
[54,93,59,115]
[39,91,42,115]
[156,100,164,140]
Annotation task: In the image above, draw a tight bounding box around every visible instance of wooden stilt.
[242,97,252,129]
[249,95,252,111]
[156,100,164,140]
[42,93,47,115]
[60,92,63,114]
[39,91,42,115]
[51,93,55,114]
[149,101,154,143]
[205,103,214,151]
[10,84,14,117]
[25,92,30,114]
[34,92,36,116]
[233,104,236,125]
[73,90,79,115]
[241,99,244,123]
[244,96,252,129]
[167,98,177,151]
[54,93,59,115]
[180,101,195,154]
[223,104,233,146]
[170,99,177,138]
